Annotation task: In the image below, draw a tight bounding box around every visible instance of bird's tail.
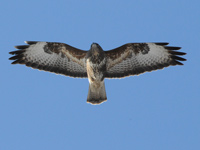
[87,81,107,105]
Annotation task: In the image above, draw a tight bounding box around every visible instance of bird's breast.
[86,58,106,83]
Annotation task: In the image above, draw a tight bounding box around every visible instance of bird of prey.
[9,41,186,104]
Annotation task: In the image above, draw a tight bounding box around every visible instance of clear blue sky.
[1,0,199,150]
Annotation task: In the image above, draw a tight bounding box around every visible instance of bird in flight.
[9,41,186,104]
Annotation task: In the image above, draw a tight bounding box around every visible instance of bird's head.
[86,43,105,61]
[90,43,103,52]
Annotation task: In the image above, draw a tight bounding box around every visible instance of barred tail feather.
[87,81,107,105]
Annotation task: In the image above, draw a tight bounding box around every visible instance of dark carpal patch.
[43,42,65,54]
[132,43,150,55]
[44,43,58,54]
[43,42,87,60]
[104,43,149,61]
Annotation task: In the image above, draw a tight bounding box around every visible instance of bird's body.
[86,43,107,104]
[9,41,186,105]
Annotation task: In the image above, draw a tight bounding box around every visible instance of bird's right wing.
[9,41,88,78]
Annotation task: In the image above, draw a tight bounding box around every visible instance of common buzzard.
[9,41,186,104]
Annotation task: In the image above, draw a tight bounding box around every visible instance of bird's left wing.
[9,41,88,78]
[105,43,186,78]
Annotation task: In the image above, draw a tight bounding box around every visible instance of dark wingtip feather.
[25,41,38,45]
[11,61,18,64]
[9,55,22,60]
[171,55,187,61]
[15,45,29,49]
[169,51,186,56]
[165,46,181,50]
[174,60,184,65]
[11,59,22,64]
[155,42,169,46]
[9,51,16,55]
[9,49,25,55]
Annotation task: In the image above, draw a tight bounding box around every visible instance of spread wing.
[105,43,186,78]
[9,41,88,78]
